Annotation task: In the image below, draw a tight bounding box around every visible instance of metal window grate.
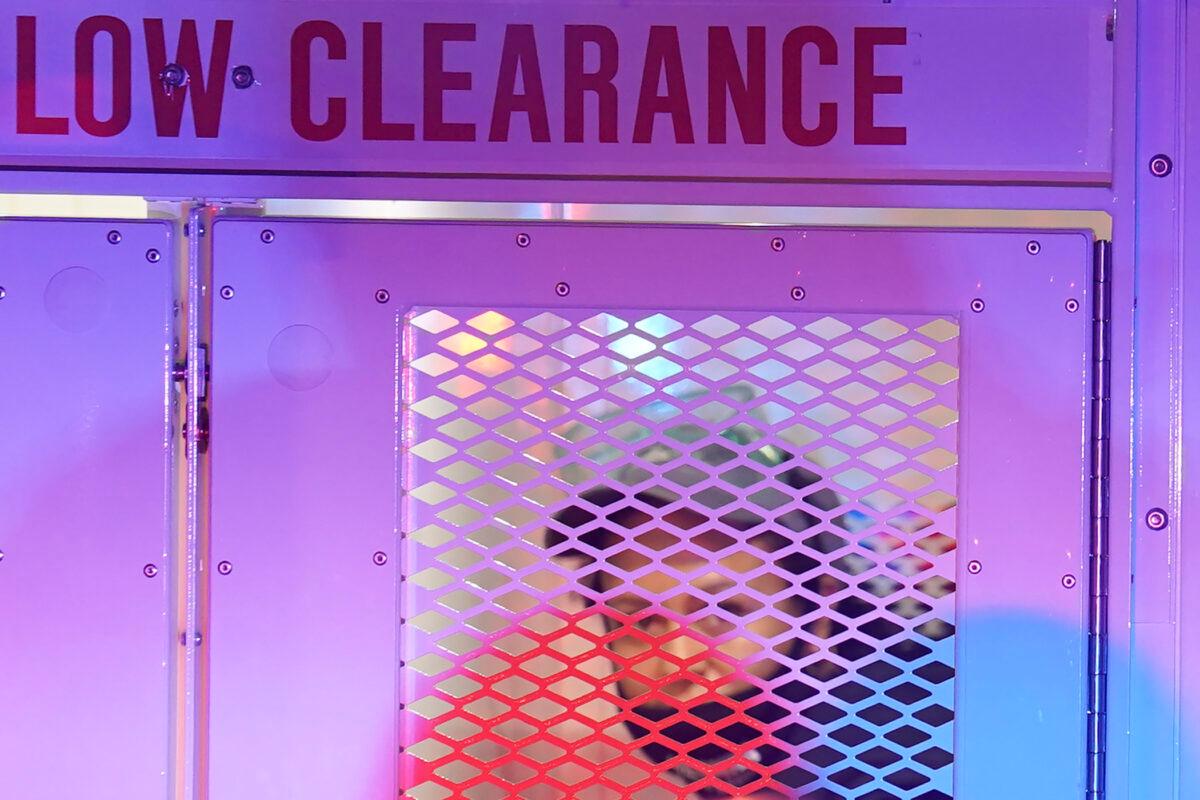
[400,308,959,800]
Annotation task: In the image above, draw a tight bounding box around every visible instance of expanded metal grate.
[399,308,959,800]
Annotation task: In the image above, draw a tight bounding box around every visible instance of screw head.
[1146,508,1169,530]
[967,560,982,574]
[143,564,159,578]
[1065,298,1080,313]
[107,230,122,245]
[217,560,233,575]
[1062,574,1078,589]
[1150,154,1173,177]
[515,232,531,248]
[260,229,275,244]
[790,286,806,302]
[1026,240,1041,256]
[219,285,235,300]
[554,281,571,297]
[375,289,390,304]
[770,236,786,252]
[970,298,986,313]
[231,64,255,89]
[372,551,388,566]
[145,248,161,263]
[159,63,188,88]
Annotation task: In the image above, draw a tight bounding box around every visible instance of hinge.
[1086,239,1112,800]
[179,344,211,454]
[172,344,209,401]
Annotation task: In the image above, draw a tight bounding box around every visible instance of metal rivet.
[219,285,235,300]
[1062,575,1078,589]
[967,560,982,574]
[0,287,6,300]
[143,564,159,578]
[217,560,233,575]
[555,281,571,297]
[770,237,785,252]
[970,298,986,313]
[1066,298,1080,313]
[790,286,806,302]
[1026,240,1041,256]
[373,551,388,566]
[375,289,390,304]
[1146,508,1169,530]
[515,232,531,248]
[1150,154,1173,177]
[0,550,6,562]
[107,230,122,245]
[231,65,255,89]
[145,248,161,263]
[260,229,275,244]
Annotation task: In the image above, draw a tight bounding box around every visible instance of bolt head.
[145,248,161,263]
[260,229,275,244]
[219,285,235,300]
[1150,154,1173,177]
[143,564,159,578]
[217,560,233,575]
[231,65,255,89]
[790,286,806,302]
[970,298,986,313]
[1062,575,1078,589]
[159,63,187,86]
[967,560,982,574]
[1146,508,1169,530]
[515,232,531,248]
[1066,298,1080,313]
[107,230,122,245]
[375,289,390,304]
[372,551,388,566]
[1026,240,1041,256]
[554,281,571,297]
[770,237,786,252]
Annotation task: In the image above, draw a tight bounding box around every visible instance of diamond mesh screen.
[400,309,960,800]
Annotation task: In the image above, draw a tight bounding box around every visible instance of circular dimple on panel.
[267,324,333,392]
[44,267,108,333]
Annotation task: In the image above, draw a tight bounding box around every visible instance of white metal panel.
[0,219,174,799]
[208,218,1092,799]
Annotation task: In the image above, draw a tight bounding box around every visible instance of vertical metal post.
[184,205,216,800]
[1087,239,1113,800]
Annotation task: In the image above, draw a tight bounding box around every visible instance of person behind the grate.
[531,400,854,800]
[407,389,862,799]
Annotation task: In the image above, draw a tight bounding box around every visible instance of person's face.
[605,537,788,708]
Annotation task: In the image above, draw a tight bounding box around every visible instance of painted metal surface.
[0,218,175,799]
[208,218,1092,798]
[0,0,1112,185]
